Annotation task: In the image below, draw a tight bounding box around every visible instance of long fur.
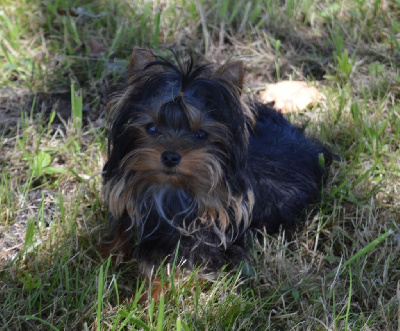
[101,49,330,275]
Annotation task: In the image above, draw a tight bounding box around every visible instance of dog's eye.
[194,130,208,141]
[146,123,160,135]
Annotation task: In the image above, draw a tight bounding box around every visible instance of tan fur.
[129,47,163,79]
[103,143,254,248]
[213,61,244,93]
[103,50,258,249]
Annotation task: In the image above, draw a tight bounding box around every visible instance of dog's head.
[103,49,255,243]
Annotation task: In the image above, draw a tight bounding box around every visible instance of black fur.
[102,50,330,275]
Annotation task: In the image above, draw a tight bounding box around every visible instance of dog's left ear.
[213,61,244,94]
[129,47,163,78]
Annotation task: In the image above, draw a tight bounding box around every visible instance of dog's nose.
[161,151,181,168]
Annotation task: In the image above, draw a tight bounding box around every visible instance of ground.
[0,0,399,330]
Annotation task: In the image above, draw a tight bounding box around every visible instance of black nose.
[161,151,181,168]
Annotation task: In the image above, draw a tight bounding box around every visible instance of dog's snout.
[161,151,181,168]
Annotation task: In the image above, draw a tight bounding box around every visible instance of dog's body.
[102,48,329,275]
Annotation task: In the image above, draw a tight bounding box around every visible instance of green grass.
[1,0,399,329]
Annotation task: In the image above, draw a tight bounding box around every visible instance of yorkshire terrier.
[102,48,330,276]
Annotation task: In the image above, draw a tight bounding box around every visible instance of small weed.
[335,49,355,83]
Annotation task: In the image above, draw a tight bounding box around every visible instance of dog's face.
[104,49,255,238]
[119,93,230,194]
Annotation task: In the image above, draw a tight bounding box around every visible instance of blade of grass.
[22,316,60,331]
[96,265,104,331]
[118,309,150,331]
[341,229,393,270]
[329,229,394,277]
[156,294,165,331]
[345,268,352,330]
[71,83,83,132]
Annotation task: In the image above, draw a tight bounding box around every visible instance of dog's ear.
[129,47,163,77]
[213,61,244,93]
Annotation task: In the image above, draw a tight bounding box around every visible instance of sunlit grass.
[0,0,399,329]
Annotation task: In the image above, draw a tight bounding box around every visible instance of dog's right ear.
[213,61,244,95]
[129,47,163,78]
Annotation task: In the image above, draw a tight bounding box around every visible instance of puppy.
[101,48,330,276]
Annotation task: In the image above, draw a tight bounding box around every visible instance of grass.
[0,0,399,329]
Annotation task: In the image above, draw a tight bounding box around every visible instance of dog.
[101,48,330,276]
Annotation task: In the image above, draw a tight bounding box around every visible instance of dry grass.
[0,0,399,329]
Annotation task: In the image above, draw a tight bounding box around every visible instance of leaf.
[32,152,51,177]
[43,166,67,175]
[89,39,105,57]
[259,80,325,113]
[118,310,150,331]
[34,152,51,168]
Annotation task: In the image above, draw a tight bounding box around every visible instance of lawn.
[0,0,399,329]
